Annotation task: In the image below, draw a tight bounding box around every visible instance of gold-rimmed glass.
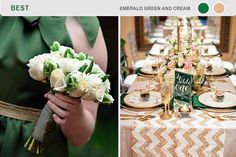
[160,81,172,120]
[193,64,205,94]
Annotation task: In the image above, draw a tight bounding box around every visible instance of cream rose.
[28,62,45,81]
[50,69,66,92]
[81,74,104,101]
[27,53,58,81]
[82,84,105,102]
[68,72,87,97]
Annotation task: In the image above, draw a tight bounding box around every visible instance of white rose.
[69,79,90,97]
[78,79,90,93]
[27,53,58,81]
[28,62,45,81]
[86,74,103,84]
[58,58,91,73]
[68,72,87,97]
[28,53,58,67]
[50,69,66,92]
[82,84,105,102]
[95,85,106,102]
[81,74,105,102]
[70,71,83,82]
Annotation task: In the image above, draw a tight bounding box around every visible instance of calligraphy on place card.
[174,70,193,104]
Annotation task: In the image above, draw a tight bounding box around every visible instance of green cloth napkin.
[170,95,207,109]
[223,68,232,76]
[136,67,142,74]
[120,93,127,106]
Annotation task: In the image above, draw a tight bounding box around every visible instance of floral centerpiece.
[159,39,201,77]
[159,18,204,87]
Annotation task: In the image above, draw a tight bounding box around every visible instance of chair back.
[127,32,138,64]
[120,39,129,79]
[231,33,236,63]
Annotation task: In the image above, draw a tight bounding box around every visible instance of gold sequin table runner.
[121,77,236,157]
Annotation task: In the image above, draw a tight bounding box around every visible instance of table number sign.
[173,70,193,111]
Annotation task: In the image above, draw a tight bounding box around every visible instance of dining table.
[120,43,236,157]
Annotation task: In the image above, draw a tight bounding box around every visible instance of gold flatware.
[120,114,146,117]
[203,108,236,113]
[121,104,162,112]
[203,110,236,121]
[216,80,228,83]
[206,113,236,121]
[120,114,155,121]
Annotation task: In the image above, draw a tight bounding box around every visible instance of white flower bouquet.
[24,41,113,154]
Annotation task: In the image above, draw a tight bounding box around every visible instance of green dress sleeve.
[76,16,100,48]
[0,16,100,157]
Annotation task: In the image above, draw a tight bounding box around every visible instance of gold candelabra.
[177,23,181,52]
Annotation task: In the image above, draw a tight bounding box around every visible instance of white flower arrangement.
[27,41,113,104]
[25,41,113,154]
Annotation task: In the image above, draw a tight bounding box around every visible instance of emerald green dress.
[0,16,99,157]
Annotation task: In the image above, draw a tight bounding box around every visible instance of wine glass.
[193,65,205,93]
[160,81,172,120]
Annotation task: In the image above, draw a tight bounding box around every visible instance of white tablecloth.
[121,77,236,157]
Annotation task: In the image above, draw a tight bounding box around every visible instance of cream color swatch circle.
[214,2,225,14]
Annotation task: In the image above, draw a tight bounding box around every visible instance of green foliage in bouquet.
[43,60,59,79]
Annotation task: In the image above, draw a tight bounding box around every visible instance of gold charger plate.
[204,67,226,76]
[124,91,162,108]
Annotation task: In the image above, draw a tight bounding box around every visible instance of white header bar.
[1,0,236,16]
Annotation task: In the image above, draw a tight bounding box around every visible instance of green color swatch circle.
[198,3,209,14]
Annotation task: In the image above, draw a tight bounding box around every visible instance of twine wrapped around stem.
[24,103,56,154]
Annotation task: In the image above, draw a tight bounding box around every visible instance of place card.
[173,70,193,112]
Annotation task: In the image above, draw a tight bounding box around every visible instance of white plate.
[203,39,220,45]
[201,50,219,56]
[155,38,167,45]
[124,91,162,108]
[134,60,146,69]
[198,92,236,108]
[201,45,219,56]
[204,67,226,76]
[140,66,159,75]
[223,61,234,71]
[149,45,168,56]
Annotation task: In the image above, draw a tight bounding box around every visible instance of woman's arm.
[65,16,108,72]
[47,17,108,146]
